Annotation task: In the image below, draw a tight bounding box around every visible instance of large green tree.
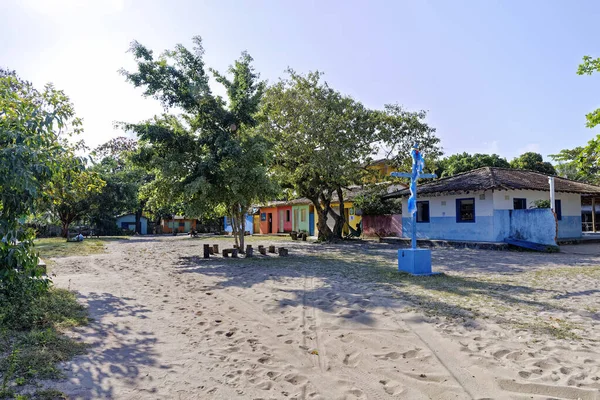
[550,136,600,184]
[120,37,275,250]
[509,152,557,175]
[89,137,150,234]
[435,152,510,178]
[259,70,440,241]
[577,55,600,128]
[47,156,105,237]
[0,69,81,326]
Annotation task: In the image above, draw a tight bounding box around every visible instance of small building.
[115,214,148,235]
[223,214,255,235]
[161,216,197,234]
[384,167,600,243]
[290,199,313,235]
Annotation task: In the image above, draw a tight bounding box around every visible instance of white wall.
[403,190,494,217]
[492,190,581,216]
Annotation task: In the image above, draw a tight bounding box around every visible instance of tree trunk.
[239,211,245,254]
[329,187,346,240]
[135,208,143,234]
[61,222,70,238]
[309,192,334,242]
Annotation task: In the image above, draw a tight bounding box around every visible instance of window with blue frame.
[555,199,562,220]
[513,198,527,210]
[416,201,430,223]
[456,198,475,223]
[260,213,266,221]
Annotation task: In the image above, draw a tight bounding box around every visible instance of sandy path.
[48,236,600,399]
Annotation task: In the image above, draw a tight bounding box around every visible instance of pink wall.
[362,214,402,237]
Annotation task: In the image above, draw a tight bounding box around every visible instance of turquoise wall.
[292,205,310,232]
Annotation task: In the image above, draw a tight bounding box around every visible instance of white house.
[383,167,600,243]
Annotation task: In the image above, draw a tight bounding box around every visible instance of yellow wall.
[313,201,362,235]
[366,162,393,183]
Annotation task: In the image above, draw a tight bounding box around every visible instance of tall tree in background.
[89,137,149,234]
[549,147,586,181]
[47,155,105,237]
[120,37,274,250]
[509,152,557,175]
[577,55,600,129]
[435,152,509,178]
[259,70,440,241]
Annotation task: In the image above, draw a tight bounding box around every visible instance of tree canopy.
[509,152,557,175]
[577,55,600,129]
[435,152,509,178]
[258,70,440,241]
[120,36,275,248]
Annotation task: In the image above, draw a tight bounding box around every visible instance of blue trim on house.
[557,215,581,239]
[456,197,476,223]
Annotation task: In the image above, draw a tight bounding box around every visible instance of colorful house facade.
[161,216,197,234]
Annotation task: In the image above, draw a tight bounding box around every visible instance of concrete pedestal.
[398,248,436,276]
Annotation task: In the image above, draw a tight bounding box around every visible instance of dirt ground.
[47,236,600,399]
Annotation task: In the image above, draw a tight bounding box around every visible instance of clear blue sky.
[1,0,599,160]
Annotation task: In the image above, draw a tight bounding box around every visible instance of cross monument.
[390,143,438,275]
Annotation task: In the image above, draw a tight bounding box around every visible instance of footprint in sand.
[342,352,361,367]
[379,379,404,395]
[375,352,401,361]
[343,388,367,400]
[284,373,308,386]
[492,349,511,359]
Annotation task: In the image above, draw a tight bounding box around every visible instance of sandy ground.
[47,236,600,399]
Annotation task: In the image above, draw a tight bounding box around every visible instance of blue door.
[309,212,314,236]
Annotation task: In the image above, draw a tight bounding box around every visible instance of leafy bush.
[353,185,402,216]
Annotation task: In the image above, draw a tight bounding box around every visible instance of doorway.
[267,213,273,233]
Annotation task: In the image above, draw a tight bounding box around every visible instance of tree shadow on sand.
[174,240,596,334]
[58,292,169,399]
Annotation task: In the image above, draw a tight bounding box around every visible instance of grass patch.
[35,237,127,259]
[0,289,88,398]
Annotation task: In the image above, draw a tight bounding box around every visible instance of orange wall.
[259,207,279,234]
[162,219,197,234]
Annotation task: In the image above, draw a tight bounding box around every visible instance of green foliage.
[0,289,88,396]
[352,185,402,216]
[435,152,509,178]
[509,152,557,175]
[577,56,600,128]
[549,146,587,181]
[259,70,439,241]
[121,37,275,249]
[532,199,551,208]
[0,69,83,330]
[550,135,600,184]
[89,137,149,234]
[47,159,105,237]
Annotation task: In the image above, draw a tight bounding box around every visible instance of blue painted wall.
[115,214,148,235]
[509,209,556,245]
[403,216,497,242]
[224,215,254,234]
[558,216,582,239]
